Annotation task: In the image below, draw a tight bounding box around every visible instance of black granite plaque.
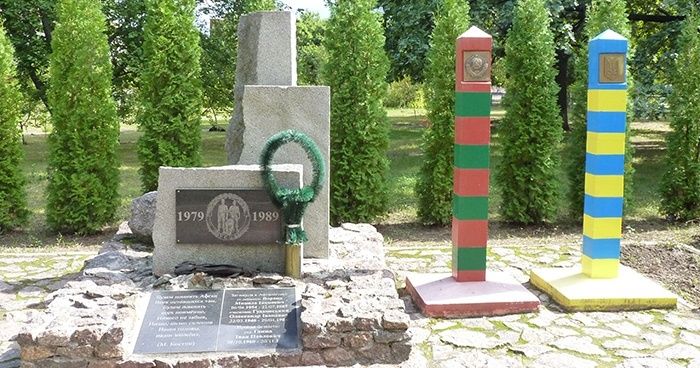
[175,189,283,245]
[217,288,300,351]
[134,288,299,354]
[133,290,223,354]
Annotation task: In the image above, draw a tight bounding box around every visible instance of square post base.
[530,265,677,311]
[405,272,540,318]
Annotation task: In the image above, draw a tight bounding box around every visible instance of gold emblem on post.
[599,54,625,83]
[463,51,491,82]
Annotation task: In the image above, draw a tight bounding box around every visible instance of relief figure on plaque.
[217,198,227,233]
[206,193,251,241]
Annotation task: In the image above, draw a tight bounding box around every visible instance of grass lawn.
[382,107,668,224]
[0,107,674,249]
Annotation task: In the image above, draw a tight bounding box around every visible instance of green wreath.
[260,130,325,245]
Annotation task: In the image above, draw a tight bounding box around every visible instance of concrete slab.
[530,265,677,311]
[405,272,540,318]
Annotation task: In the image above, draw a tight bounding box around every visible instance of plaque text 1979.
[175,189,283,245]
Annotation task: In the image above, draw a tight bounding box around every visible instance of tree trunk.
[556,49,570,131]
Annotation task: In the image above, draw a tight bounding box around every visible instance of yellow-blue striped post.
[582,30,628,278]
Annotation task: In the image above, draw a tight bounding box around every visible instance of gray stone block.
[226,11,297,163]
[236,85,330,259]
[152,165,302,276]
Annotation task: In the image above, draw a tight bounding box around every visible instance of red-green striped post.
[452,26,492,282]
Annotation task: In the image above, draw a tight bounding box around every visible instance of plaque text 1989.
[175,189,283,245]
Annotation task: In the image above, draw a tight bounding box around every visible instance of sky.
[283,0,330,18]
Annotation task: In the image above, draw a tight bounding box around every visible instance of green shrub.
[46,0,120,234]
[495,0,562,223]
[138,0,203,191]
[385,76,423,109]
[565,0,633,218]
[0,22,28,233]
[660,13,700,221]
[323,0,390,224]
[414,0,469,225]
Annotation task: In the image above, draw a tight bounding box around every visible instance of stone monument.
[226,11,330,259]
[152,165,302,276]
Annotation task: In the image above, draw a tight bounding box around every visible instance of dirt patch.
[623,241,700,307]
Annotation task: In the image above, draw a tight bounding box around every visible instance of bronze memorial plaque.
[599,53,625,83]
[463,51,491,82]
[175,189,283,245]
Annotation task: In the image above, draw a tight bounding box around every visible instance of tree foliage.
[659,13,700,221]
[0,0,54,110]
[137,0,203,192]
[415,0,469,226]
[46,0,120,234]
[378,0,438,82]
[198,0,276,125]
[103,0,146,118]
[323,0,390,224]
[0,22,28,232]
[297,11,326,85]
[496,0,562,223]
[565,0,633,219]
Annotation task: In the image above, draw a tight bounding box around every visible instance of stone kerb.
[152,164,302,276]
[238,85,331,259]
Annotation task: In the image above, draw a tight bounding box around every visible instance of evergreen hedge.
[46,0,120,234]
[322,0,390,224]
[565,0,634,218]
[495,0,562,223]
[0,22,28,233]
[660,13,700,221]
[138,0,202,192]
[415,0,469,226]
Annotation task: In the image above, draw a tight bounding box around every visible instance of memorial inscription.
[218,289,299,350]
[133,290,222,354]
[175,189,283,244]
[134,288,299,354]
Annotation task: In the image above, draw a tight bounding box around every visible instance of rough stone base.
[17,224,410,367]
[405,272,540,318]
[530,265,678,311]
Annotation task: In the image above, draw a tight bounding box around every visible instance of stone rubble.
[14,223,410,367]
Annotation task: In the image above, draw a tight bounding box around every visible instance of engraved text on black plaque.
[134,288,299,354]
[175,189,283,245]
[217,288,300,350]
[133,290,222,354]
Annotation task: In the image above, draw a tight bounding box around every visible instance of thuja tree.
[0,22,28,233]
[660,13,700,221]
[46,0,119,234]
[323,0,390,223]
[138,0,203,191]
[565,0,633,218]
[415,0,469,225]
[496,0,562,223]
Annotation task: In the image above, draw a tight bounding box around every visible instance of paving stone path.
[386,237,700,368]
[0,251,93,368]
[1,233,699,367]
